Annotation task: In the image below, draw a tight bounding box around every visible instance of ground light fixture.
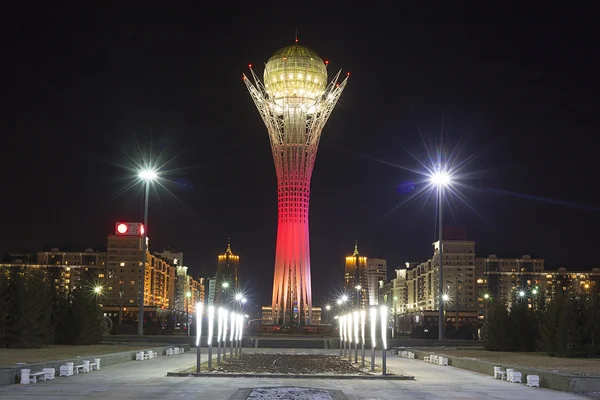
[360,309,366,368]
[217,307,224,364]
[380,305,388,375]
[229,311,236,360]
[353,310,359,363]
[370,307,377,372]
[348,312,354,359]
[339,315,345,356]
[236,314,243,355]
[207,305,215,368]
[195,302,203,372]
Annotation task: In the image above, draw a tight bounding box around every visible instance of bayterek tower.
[244,42,348,325]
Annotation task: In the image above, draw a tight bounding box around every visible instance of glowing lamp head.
[186,291,192,298]
[355,284,362,290]
[519,291,526,297]
[241,298,247,304]
[336,299,343,305]
[325,305,331,311]
[483,293,490,300]
[138,169,157,182]
[341,295,348,303]
[263,45,328,110]
[430,170,451,186]
[442,294,450,302]
[222,282,229,289]
[117,223,128,234]
[234,293,243,301]
[532,289,538,295]
[94,286,102,294]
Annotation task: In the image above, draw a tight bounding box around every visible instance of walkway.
[0,348,589,399]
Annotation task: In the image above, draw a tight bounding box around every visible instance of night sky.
[2,4,598,307]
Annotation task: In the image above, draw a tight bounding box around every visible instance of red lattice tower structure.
[243,44,349,324]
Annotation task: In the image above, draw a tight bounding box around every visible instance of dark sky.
[2,4,598,307]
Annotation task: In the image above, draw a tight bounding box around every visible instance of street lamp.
[93,285,103,306]
[355,285,362,308]
[138,167,157,336]
[430,168,452,341]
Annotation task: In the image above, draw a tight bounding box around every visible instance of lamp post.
[138,168,157,336]
[229,311,236,360]
[325,304,331,325]
[196,303,203,369]
[217,307,224,365]
[186,291,192,336]
[370,307,377,372]
[339,315,344,356]
[353,310,359,363]
[221,282,229,305]
[430,169,451,341]
[355,285,362,308]
[94,285,102,306]
[207,305,215,369]
[380,305,388,375]
[360,309,366,369]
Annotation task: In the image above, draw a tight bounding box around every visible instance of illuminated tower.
[344,241,368,308]
[244,42,349,324]
[215,238,239,305]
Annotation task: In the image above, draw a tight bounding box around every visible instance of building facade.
[366,257,387,305]
[0,222,205,326]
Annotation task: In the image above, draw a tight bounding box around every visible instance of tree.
[485,302,511,351]
[0,270,10,346]
[539,289,564,356]
[4,269,53,348]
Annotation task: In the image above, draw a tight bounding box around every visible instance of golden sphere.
[264,45,328,107]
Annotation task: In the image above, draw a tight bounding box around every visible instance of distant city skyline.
[2,6,599,308]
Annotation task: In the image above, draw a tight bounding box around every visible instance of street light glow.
[337,299,343,305]
[234,293,243,301]
[222,282,230,289]
[430,170,451,186]
[94,286,103,294]
[186,291,192,298]
[483,293,490,299]
[355,284,362,290]
[138,168,158,182]
[442,293,450,302]
[325,304,331,311]
[519,290,526,297]
[341,294,348,302]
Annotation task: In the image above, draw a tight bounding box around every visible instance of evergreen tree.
[485,302,511,351]
[4,269,53,348]
[587,294,600,356]
[556,295,585,357]
[67,288,102,345]
[0,270,10,346]
[539,289,564,355]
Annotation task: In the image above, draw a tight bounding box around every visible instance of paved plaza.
[0,348,591,399]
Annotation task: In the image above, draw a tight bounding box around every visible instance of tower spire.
[353,240,359,256]
[226,237,232,254]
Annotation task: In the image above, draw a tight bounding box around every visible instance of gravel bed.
[211,353,368,375]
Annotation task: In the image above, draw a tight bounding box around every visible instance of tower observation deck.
[244,43,348,325]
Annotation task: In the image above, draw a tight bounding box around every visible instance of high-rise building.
[366,257,387,305]
[106,222,176,312]
[244,42,349,325]
[207,277,217,306]
[215,239,239,305]
[344,242,368,308]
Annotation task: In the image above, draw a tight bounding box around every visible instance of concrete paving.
[0,348,590,399]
